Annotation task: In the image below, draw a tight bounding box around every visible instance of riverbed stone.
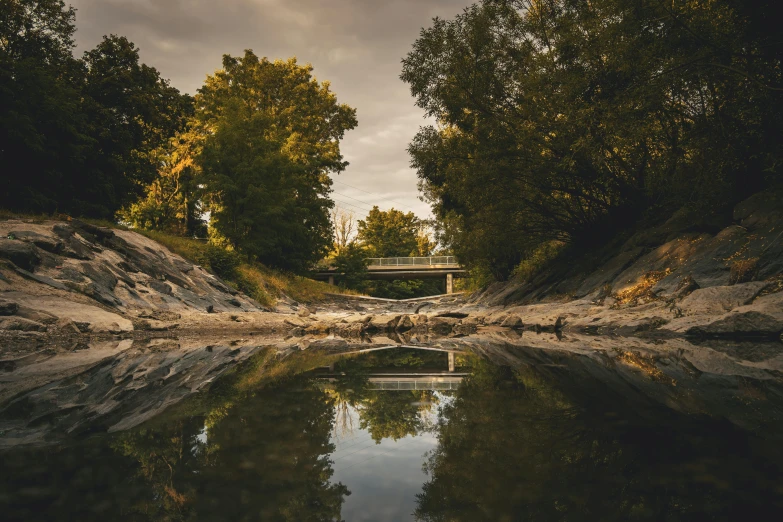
[0,300,19,316]
[8,230,64,254]
[0,316,47,332]
[679,282,770,316]
[0,239,40,271]
[500,315,524,329]
[396,315,414,332]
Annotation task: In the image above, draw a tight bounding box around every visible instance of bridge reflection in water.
[312,346,467,391]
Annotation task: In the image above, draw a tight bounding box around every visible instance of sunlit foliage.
[196,51,357,271]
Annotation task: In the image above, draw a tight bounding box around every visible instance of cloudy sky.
[68,0,473,220]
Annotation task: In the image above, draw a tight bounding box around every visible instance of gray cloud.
[69,0,473,219]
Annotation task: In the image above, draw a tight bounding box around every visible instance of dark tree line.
[402,0,783,278]
[1,0,191,218]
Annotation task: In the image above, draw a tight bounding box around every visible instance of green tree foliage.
[357,206,427,257]
[196,51,357,272]
[0,0,85,212]
[353,206,445,297]
[329,348,444,442]
[331,241,369,288]
[112,383,349,521]
[76,35,193,217]
[0,1,191,218]
[402,0,783,278]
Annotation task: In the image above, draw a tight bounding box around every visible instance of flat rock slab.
[2,291,132,332]
[679,282,770,316]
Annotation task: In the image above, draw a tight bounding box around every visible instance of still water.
[2,344,783,521]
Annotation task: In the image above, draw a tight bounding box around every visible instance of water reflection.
[1,343,783,521]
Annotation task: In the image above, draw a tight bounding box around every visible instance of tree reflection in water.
[114,381,349,521]
[415,360,783,521]
[5,347,783,521]
[1,375,349,522]
[324,348,457,443]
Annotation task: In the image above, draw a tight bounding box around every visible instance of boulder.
[0,239,40,270]
[0,316,47,332]
[368,315,401,332]
[412,314,429,326]
[679,282,770,316]
[500,315,524,329]
[331,322,364,337]
[0,300,19,316]
[396,315,414,332]
[428,316,459,335]
[8,230,63,254]
[55,317,83,335]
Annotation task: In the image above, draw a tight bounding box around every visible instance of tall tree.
[197,51,357,272]
[0,4,191,218]
[77,35,192,218]
[118,125,206,236]
[357,206,428,258]
[0,0,85,213]
[402,0,783,278]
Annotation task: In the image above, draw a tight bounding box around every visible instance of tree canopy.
[402,0,783,278]
[357,206,430,258]
[196,51,357,271]
[1,1,191,217]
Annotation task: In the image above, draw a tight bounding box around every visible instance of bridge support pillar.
[328,275,335,286]
[448,352,455,372]
[446,273,453,294]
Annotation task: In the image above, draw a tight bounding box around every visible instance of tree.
[402,0,783,279]
[331,241,369,288]
[0,6,191,218]
[0,0,86,213]
[331,205,356,250]
[118,126,206,236]
[357,206,427,258]
[77,35,192,218]
[197,51,357,272]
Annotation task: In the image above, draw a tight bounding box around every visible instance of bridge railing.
[366,256,458,267]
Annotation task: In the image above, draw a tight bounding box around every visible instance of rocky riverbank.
[1,189,782,446]
[2,188,782,349]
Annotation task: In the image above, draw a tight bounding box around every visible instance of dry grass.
[612,269,671,306]
[136,229,211,264]
[729,257,759,284]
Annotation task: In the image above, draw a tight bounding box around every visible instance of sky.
[67,0,474,221]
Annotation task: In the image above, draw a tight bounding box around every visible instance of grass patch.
[135,229,357,305]
[511,240,566,282]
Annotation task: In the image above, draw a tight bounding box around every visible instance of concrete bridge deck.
[314,256,466,292]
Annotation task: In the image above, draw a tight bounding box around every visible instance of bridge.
[314,256,467,293]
